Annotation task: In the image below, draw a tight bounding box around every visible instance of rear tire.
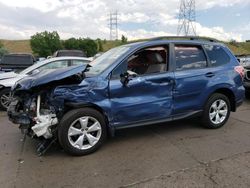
[0,88,11,111]
[202,93,231,129]
[58,108,107,156]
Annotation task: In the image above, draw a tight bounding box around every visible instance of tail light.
[234,66,245,80]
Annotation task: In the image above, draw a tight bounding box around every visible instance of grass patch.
[1,39,250,56]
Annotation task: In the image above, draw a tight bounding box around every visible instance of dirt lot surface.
[1,99,250,188]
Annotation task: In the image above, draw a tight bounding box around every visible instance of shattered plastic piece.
[18,158,24,164]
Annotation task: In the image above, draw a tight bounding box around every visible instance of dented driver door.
[109,72,175,128]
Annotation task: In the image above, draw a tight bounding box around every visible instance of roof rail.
[148,36,219,42]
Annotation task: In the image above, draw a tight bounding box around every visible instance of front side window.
[204,45,230,67]
[111,46,168,79]
[175,45,207,71]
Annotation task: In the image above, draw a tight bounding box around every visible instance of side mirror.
[120,71,137,87]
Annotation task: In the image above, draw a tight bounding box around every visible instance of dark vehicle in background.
[53,50,86,57]
[8,36,245,156]
[0,54,35,73]
[239,55,250,95]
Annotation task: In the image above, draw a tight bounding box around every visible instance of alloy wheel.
[209,99,228,125]
[67,116,102,150]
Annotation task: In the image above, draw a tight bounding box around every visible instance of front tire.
[202,93,231,129]
[58,108,107,156]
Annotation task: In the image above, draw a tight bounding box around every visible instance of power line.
[177,0,196,36]
[108,11,118,40]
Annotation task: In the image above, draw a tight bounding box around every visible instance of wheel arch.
[64,102,114,136]
[207,88,236,112]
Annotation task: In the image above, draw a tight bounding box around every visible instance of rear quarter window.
[204,45,230,67]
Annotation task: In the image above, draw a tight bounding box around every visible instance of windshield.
[86,46,130,76]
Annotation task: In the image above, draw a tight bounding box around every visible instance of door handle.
[147,78,175,85]
[205,72,215,78]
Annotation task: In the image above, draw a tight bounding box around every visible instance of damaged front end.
[8,65,88,155]
[8,92,58,139]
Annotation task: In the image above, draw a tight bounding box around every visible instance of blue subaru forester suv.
[8,37,245,155]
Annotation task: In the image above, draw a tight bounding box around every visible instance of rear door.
[173,44,210,115]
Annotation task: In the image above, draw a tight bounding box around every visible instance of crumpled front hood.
[13,65,88,91]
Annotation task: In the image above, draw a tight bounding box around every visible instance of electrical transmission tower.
[177,0,196,36]
[108,11,118,40]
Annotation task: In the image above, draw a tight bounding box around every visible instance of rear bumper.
[233,85,245,111]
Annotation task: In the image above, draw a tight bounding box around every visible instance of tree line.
[30,31,128,57]
[0,41,8,57]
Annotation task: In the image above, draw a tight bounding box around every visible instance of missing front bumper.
[8,100,31,125]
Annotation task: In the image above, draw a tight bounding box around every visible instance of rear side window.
[38,60,69,71]
[175,45,207,71]
[204,45,230,67]
[71,60,89,66]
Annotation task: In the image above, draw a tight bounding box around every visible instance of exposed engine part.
[31,95,58,139]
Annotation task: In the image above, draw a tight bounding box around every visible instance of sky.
[0,0,249,41]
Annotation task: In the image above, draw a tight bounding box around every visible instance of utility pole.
[108,11,118,40]
[177,0,196,36]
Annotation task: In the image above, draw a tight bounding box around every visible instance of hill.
[227,42,250,55]
[0,39,32,54]
[1,39,250,56]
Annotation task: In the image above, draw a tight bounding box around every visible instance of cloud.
[120,13,151,23]
[119,22,243,41]
[119,29,173,40]
[196,23,243,41]
[196,0,250,9]
[0,0,249,41]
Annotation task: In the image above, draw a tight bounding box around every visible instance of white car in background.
[0,56,91,110]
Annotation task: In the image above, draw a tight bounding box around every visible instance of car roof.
[37,57,91,66]
[56,50,83,53]
[45,56,91,61]
[4,53,34,57]
[123,39,223,48]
